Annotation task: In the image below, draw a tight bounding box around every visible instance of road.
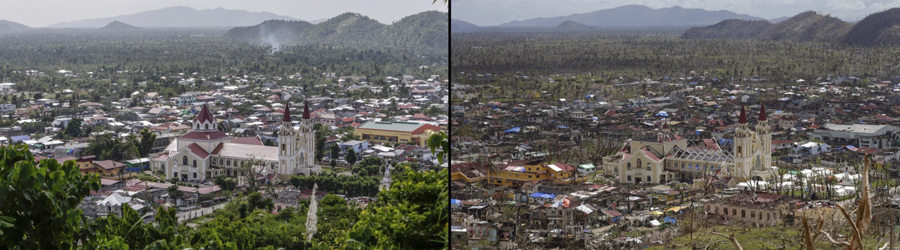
[176,202,228,223]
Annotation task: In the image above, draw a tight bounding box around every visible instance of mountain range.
[682,8,900,46]
[225,11,447,53]
[499,5,763,27]
[49,6,300,28]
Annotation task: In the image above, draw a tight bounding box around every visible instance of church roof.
[181,130,229,141]
[187,143,210,159]
[738,104,747,124]
[212,142,279,161]
[231,136,263,146]
[194,104,216,124]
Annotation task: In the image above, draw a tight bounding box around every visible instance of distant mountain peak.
[49,6,300,28]
[499,4,763,28]
[0,20,31,33]
[101,20,140,30]
[554,20,594,31]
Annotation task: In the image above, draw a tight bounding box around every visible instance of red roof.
[181,130,229,140]
[738,104,747,124]
[210,143,224,155]
[187,143,210,159]
[341,117,355,122]
[194,104,216,124]
[94,160,125,170]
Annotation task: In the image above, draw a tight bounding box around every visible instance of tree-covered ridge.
[842,7,900,46]
[0,143,449,249]
[681,19,772,39]
[225,11,449,55]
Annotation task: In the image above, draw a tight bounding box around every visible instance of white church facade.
[603,103,776,184]
[150,102,320,182]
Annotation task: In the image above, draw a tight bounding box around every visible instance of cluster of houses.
[450,74,900,248]
[0,70,448,221]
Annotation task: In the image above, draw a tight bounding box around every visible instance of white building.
[151,102,320,182]
[809,123,900,149]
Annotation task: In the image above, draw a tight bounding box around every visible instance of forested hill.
[842,8,900,46]
[681,19,771,39]
[225,11,448,54]
[758,11,850,42]
[681,11,850,42]
[100,21,141,31]
[0,20,30,33]
[553,20,594,32]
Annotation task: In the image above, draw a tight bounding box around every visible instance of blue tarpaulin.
[557,126,569,129]
[451,199,461,205]
[664,217,677,224]
[505,127,521,133]
[529,192,556,199]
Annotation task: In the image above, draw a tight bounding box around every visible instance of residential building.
[354,121,441,146]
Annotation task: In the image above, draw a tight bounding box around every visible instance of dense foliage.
[0,145,100,249]
[289,173,380,197]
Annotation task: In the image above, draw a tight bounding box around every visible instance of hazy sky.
[452,0,899,26]
[2,0,447,27]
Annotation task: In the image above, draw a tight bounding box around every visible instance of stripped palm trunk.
[305,183,319,241]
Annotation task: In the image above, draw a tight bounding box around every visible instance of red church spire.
[303,100,310,120]
[194,104,215,124]
[738,104,747,124]
[282,102,291,122]
[758,102,767,121]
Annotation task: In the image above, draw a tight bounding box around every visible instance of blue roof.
[505,127,521,133]
[529,192,556,199]
[451,199,461,205]
[10,135,30,142]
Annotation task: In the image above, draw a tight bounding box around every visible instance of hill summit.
[101,21,141,31]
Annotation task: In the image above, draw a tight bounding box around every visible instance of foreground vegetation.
[0,144,449,249]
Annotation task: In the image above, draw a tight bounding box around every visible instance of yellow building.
[354,121,441,146]
[484,159,587,187]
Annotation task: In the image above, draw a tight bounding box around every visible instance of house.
[93,160,126,177]
[100,178,125,191]
[339,140,370,155]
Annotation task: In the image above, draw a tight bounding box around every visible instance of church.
[602,103,776,184]
[150,101,320,182]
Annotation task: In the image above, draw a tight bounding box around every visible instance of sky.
[1,0,447,27]
[452,0,900,26]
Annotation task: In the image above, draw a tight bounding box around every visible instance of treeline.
[452,32,900,81]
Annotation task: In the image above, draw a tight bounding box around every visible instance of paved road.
[177,202,228,223]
